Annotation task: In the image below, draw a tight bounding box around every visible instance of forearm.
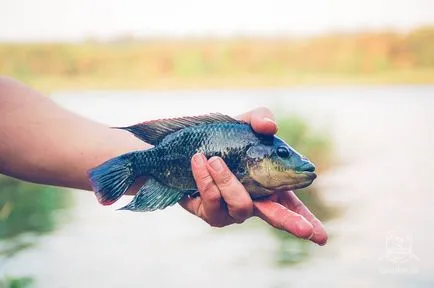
[0,77,149,190]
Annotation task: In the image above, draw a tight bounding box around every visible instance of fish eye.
[276,146,291,158]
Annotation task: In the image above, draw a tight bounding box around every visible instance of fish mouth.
[275,171,317,191]
[299,171,317,181]
[298,171,317,188]
[295,176,316,189]
[248,159,317,192]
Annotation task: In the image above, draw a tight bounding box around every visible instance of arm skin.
[0,76,150,190]
[0,77,327,245]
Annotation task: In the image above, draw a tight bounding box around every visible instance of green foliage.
[1,27,434,90]
[0,276,34,288]
[277,116,333,173]
[408,27,434,67]
[276,115,336,220]
[0,176,71,240]
[173,50,207,77]
[0,176,72,262]
[0,177,72,287]
[272,115,337,266]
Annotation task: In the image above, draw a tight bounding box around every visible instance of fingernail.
[208,157,223,172]
[307,232,315,241]
[192,153,205,166]
[263,117,275,124]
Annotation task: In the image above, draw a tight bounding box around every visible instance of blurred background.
[1,0,434,287]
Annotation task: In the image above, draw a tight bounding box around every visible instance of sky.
[1,0,434,42]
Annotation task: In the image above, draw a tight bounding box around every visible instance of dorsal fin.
[114,113,243,145]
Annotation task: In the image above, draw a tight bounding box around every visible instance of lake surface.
[2,86,434,287]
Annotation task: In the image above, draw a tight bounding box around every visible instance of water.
[2,86,434,287]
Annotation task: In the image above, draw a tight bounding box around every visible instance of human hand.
[179,107,327,245]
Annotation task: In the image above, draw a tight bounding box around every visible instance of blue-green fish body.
[88,114,316,211]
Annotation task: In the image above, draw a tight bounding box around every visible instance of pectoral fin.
[119,179,185,212]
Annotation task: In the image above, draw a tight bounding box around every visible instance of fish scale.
[145,123,258,190]
[88,113,317,212]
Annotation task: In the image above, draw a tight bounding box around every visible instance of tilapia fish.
[88,113,317,212]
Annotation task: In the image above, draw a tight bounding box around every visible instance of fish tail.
[88,152,137,205]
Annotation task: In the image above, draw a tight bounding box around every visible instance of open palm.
[180,107,327,245]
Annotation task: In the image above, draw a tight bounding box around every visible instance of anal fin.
[119,179,185,212]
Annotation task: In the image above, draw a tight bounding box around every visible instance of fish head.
[246,135,317,192]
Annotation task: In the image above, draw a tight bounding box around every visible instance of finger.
[207,156,253,223]
[280,191,328,245]
[253,199,314,239]
[237,107,277,135]
[191,153,225,221]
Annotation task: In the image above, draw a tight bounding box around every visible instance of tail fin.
[88,153,136,205]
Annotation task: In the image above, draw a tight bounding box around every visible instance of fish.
[88,113,317,212]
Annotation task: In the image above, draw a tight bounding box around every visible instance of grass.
[2,27,434,92]
[21,68,434,94]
